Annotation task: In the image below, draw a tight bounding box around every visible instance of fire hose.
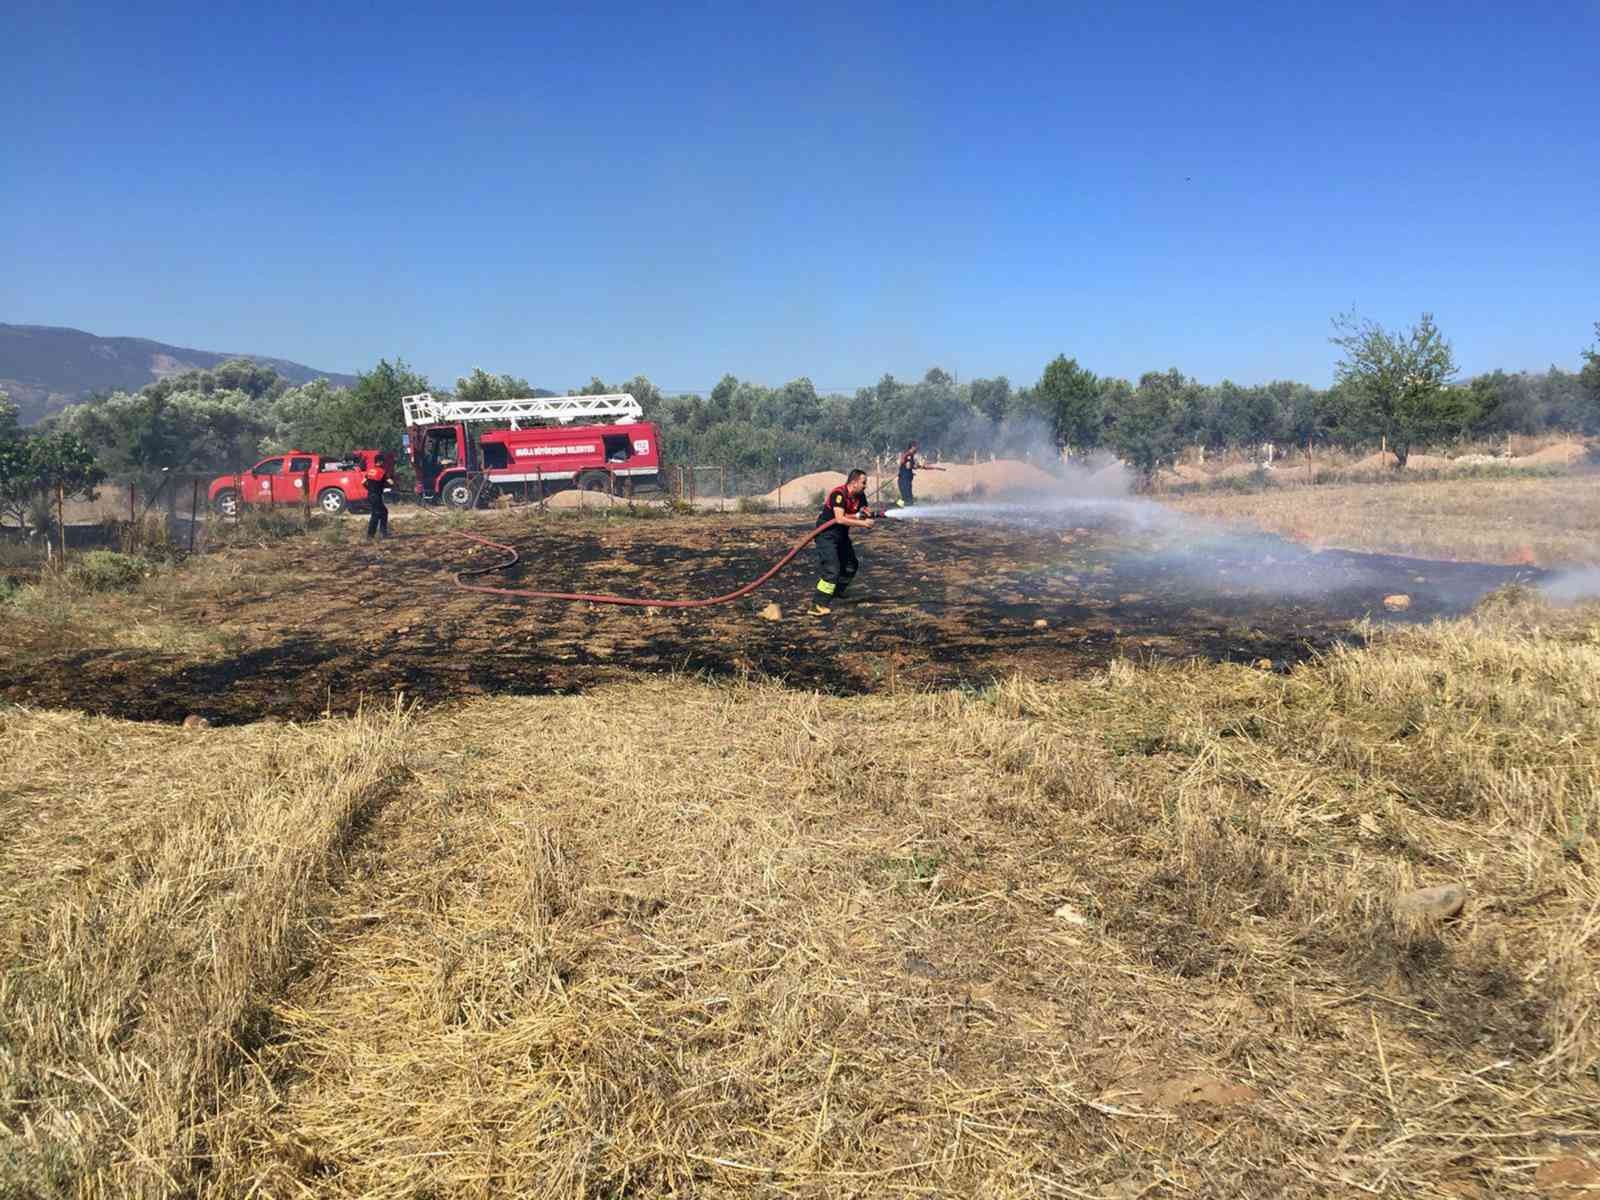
[452,515,880,608]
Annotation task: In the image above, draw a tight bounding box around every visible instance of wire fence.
[2,454,931,574]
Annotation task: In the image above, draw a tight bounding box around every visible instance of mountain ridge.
[1,322,360,423]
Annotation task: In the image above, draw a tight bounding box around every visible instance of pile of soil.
[758,471,847,507]
[761,459,1061,507]
[545,490,655,510]
[1214,462,1266,480]
[1510,441,1587,468]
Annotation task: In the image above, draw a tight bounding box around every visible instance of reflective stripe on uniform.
[816,579,837,595]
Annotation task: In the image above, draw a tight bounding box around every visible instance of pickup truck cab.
[209,450,392,517]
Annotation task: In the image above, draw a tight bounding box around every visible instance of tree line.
[2,315,1596,525]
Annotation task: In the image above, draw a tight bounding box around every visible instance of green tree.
[1580,323,1600,434]
[969,376,1011,425]
[1030,356,1102,453]
[311,358,429,458]
[1330,312,1463,467]
[0,428,103,530]
[454,367,535,407]
[145,359,288,405]
[57,385,269,501]
[1108,371,1186,481]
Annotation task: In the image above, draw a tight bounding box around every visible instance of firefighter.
[897,442,921,507]
[363,454,393,540]
[811,468,874,615]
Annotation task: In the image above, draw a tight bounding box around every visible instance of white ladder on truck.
[402,392,643,429]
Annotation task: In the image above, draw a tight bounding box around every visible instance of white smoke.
[1540,567,1600,604]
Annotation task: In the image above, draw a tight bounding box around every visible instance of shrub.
[736,497,772,514]
[68,550,149,592]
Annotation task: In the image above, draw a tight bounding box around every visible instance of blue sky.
[4,0,1596,393]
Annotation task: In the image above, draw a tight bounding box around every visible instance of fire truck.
[402,392,665,508]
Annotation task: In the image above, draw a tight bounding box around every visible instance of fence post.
[304,468,312,525]
[719,466,725,512]
[57,481,66,562]
[129,482,136,524]
[777,460,782,510]
[189,478,200,553]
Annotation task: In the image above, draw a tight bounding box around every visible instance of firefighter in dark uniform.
[811,468,875,615]
[363,455,393,540]
[897,442,921,507]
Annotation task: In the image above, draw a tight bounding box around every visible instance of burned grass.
[0,510,1544,725]
[5,588,1597,1196]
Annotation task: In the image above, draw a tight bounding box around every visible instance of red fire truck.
[208,450,394,516]
[402,392,665,508]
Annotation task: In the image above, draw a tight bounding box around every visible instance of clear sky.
[4,1,1596,394]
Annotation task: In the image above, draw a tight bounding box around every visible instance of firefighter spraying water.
[895,442,946,508]
[810,469,876,615]
[454,466,891,612]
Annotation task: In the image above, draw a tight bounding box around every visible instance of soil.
[0,509,1542,725]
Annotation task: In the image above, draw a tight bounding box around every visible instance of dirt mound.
[1351,451,1399,472]
[1510,441,1587,468]
[760,460,1060,507]
[964,459,1061,495]
[545,490,648,509]
[1346,452,1451,472]
[1215,462,1266,480]
[758,470,846,507]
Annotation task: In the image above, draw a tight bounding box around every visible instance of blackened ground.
[0,511,1543,724]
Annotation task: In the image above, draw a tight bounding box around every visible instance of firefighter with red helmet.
[363,453,394,540]
[811,468,875,615]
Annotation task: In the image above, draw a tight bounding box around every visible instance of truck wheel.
[317,488,347,515]
[444,478,476,509]
[212,488,241,517]
[578,470,613,494]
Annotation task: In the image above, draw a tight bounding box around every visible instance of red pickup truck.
[209,450,393,517]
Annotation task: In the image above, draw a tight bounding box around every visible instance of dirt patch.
[1510,441,1588,468]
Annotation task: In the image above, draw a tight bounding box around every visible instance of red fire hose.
[453,518,858,608]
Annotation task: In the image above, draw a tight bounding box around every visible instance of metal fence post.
[189,478,200,553]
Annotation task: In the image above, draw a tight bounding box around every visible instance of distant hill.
[0,323,359,424]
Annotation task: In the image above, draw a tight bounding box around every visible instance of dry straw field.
[4,584,1599,1197]
[1167,473,1600,567]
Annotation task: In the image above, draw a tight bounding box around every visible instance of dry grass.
[4,591,1600,1197]
[0,554,264,659]
[0,703,411,1197]
[1164,473,1600,566]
